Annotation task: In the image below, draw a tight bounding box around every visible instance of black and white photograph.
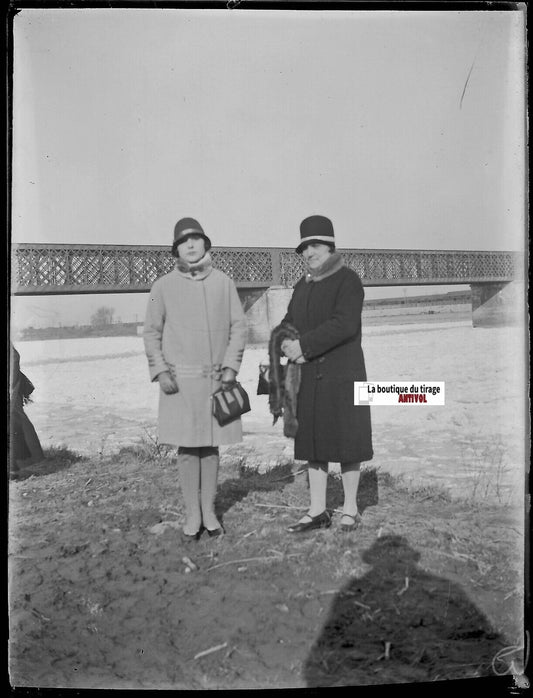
[8,3,528,691]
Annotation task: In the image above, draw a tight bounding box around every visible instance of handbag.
[257,362,270,395]
[212,382,251,426]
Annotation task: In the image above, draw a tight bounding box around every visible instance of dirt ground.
[8,445,526,691]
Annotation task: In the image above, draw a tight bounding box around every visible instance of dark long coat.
[10,344,44,471]
[283,265,373,464]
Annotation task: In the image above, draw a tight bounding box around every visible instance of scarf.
[176,252,213,280]
[304,251,344,283]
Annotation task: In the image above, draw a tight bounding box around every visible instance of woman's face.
[177,234,206,263]
[301,242,333,269]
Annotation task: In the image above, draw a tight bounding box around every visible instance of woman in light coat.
[144,217,247,540]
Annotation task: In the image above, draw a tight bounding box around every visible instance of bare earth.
[8,311,528,689]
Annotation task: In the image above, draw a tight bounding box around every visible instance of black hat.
[296,215,335,254]
[172,217,212,256]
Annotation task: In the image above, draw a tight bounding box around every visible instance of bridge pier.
[242,283,525,342]
[243,287,292,344]
[237,288,265,313]
[470,281,524,328]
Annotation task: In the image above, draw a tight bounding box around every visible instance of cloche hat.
[172,217,212,256]
[296,215,336,254]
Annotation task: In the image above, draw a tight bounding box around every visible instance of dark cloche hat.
[172,217,212,255]
[296,215,336,254]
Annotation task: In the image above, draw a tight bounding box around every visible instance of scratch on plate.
[459,57,477,110]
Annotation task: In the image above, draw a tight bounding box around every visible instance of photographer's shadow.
[304,535,506,687]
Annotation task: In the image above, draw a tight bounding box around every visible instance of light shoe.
[339,513,362,533]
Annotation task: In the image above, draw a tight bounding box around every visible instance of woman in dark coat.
[10,343,44,476]
[281,215,373,533]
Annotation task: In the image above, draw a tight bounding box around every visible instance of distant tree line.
[365,290,471,308]
[90,306,115,327]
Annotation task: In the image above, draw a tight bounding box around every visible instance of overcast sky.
[11,8,526,328]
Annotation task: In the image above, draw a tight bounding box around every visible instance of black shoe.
[287,510,331,533]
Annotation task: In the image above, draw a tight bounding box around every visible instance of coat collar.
[175,252,214,280]
[304,251,344,283]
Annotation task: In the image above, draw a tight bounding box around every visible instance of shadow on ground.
[9,448,86,481]
[215,463,380,525]
[303,535,505,686]
[325,467,379,515]
[215,462,295,519]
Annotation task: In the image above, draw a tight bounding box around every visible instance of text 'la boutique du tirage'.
[354,382,445,406]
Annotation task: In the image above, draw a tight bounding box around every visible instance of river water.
[16,314,527,506]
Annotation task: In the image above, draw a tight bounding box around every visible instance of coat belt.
[169,362,222,379]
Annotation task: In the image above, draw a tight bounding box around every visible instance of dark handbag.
[212,382,251,426]
[257,362,270,395]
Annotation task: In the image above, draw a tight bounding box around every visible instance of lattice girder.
[11,244,521,295]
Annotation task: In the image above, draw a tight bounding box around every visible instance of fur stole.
[304,251,344,283]
[268,322,301,438]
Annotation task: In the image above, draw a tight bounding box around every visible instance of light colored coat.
[143,267,247,447]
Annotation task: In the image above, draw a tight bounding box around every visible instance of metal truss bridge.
[11,244,521,296]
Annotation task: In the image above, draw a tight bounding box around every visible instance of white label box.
[354,381,445,406]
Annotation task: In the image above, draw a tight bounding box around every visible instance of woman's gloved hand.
[157,370,179,394]
[221,367,237,391]
[281,339,303,362]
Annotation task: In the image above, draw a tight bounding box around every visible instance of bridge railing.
[11,244,522,295]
